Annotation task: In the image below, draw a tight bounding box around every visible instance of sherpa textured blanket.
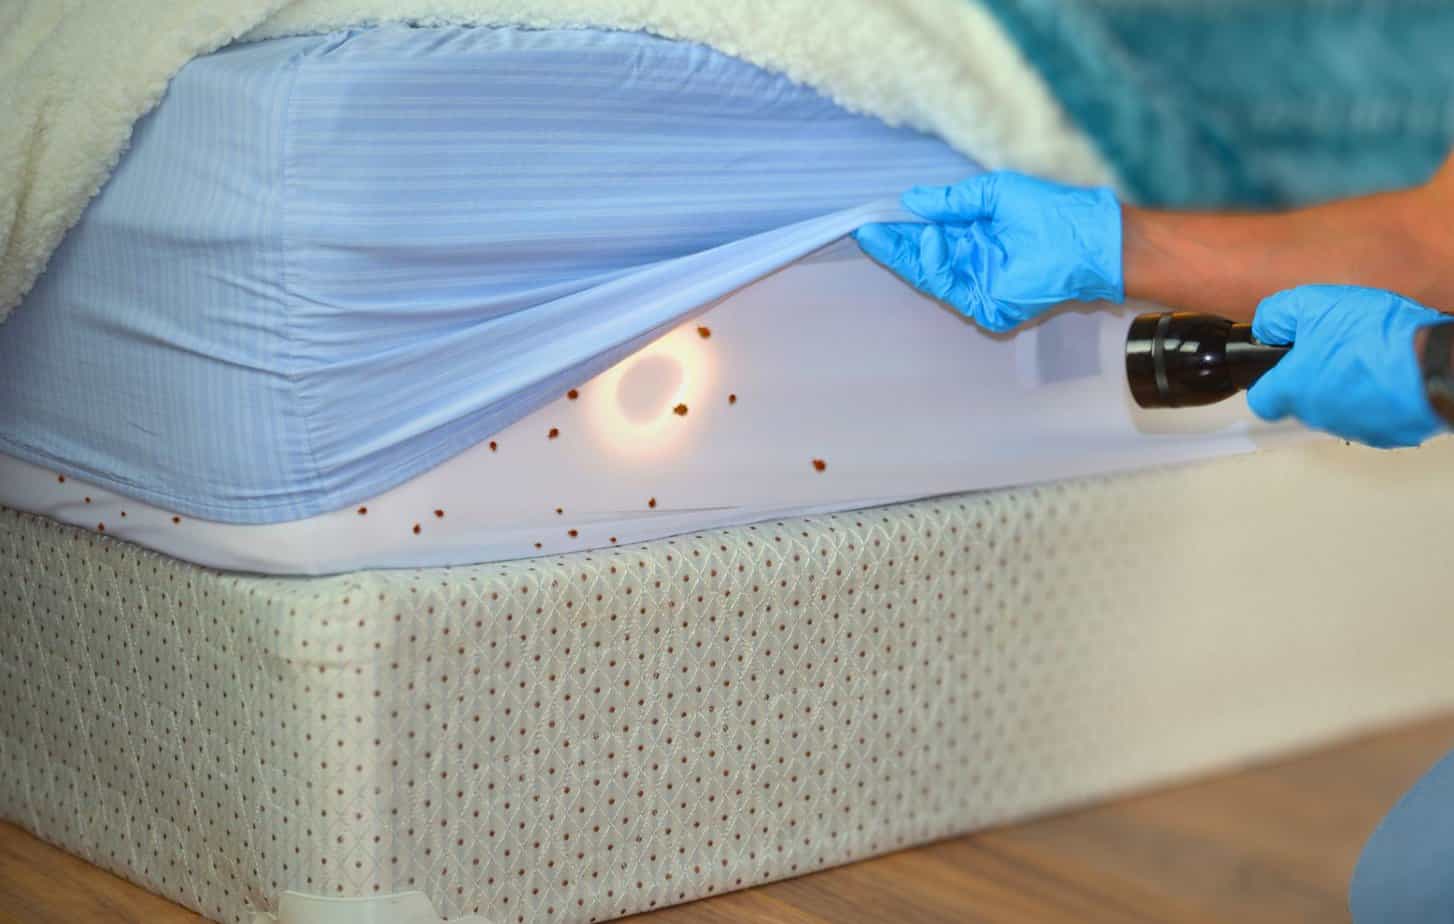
[0,0,1107,323]
[4,0,1454,323]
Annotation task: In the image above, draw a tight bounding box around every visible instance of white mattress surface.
[0,244,1307,574]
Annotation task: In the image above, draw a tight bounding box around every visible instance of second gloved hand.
[1247,285,1449,449]
[854,172,1124,332]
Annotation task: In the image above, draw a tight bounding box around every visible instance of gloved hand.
[854,172,1124,332]
[1247,285,1449,448]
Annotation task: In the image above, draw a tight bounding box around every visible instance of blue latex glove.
[1247,285,1449,449]
[854,172,1124,332]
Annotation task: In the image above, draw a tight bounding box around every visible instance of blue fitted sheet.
[0,25,978,523]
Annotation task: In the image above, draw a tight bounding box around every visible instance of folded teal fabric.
[981,0,1454,206]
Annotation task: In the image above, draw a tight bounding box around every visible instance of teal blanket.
[982,0,1454,207]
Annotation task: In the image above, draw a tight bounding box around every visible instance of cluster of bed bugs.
[70,320,830,552]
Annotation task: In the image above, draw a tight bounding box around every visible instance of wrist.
[1081,187,1122,304]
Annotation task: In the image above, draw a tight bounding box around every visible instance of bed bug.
[548,427,560,440]
[648,498,657,509]
[697,326,711,339]
[489,441,498,452]
[812,459,827,472]
[673,404,688,416]
[728,394,737,405]
[412,523,422,535]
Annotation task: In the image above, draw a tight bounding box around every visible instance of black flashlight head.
[1126,311,1290,410]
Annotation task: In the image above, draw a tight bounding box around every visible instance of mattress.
[0,244,1304,573]
[0,24,1310,559]
[0,24,983,524]
[5,438,1454,924]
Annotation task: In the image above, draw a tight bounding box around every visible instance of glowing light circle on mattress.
[0,249,1305,573]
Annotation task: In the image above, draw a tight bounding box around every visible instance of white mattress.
[5,438,1454,924]
[0,242,1307,574]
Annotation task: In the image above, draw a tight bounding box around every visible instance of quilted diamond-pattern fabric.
[4,440,1454,923]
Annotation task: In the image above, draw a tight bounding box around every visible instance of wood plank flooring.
[3,714,1451,924]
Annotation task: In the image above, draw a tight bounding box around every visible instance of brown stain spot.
[84,497,91,504]
[534,542,543,550]
[489,441,498,452]
[548,428,560,440]
[812,459,827,472]
[172,516,181,525]
[412,524,422,535]
[697,326,711,339]
[119,511,127,518]
[673,403,688,417]
[57,475,66,483]
[434,509,445,519]
[555,507,564,515]
[648,497,657,509]
[567,389,579,400]
[357,506,368,515]
[96,523,105,533]
[728,394,737,405]
[568,529,579,539]
[610,537,618,544]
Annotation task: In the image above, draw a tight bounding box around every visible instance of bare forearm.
[1124,158,1454,320]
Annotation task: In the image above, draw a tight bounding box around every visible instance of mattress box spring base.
[4,440,1454,923]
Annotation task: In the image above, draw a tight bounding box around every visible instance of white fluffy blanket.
[0,0,1113,323]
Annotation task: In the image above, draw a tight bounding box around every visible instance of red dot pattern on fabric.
[8,454,1449,924]
[0,486,1111,924]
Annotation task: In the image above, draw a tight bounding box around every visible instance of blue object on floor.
[1351,746,1454,923]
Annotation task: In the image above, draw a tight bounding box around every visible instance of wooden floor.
[3,715,1452,924]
